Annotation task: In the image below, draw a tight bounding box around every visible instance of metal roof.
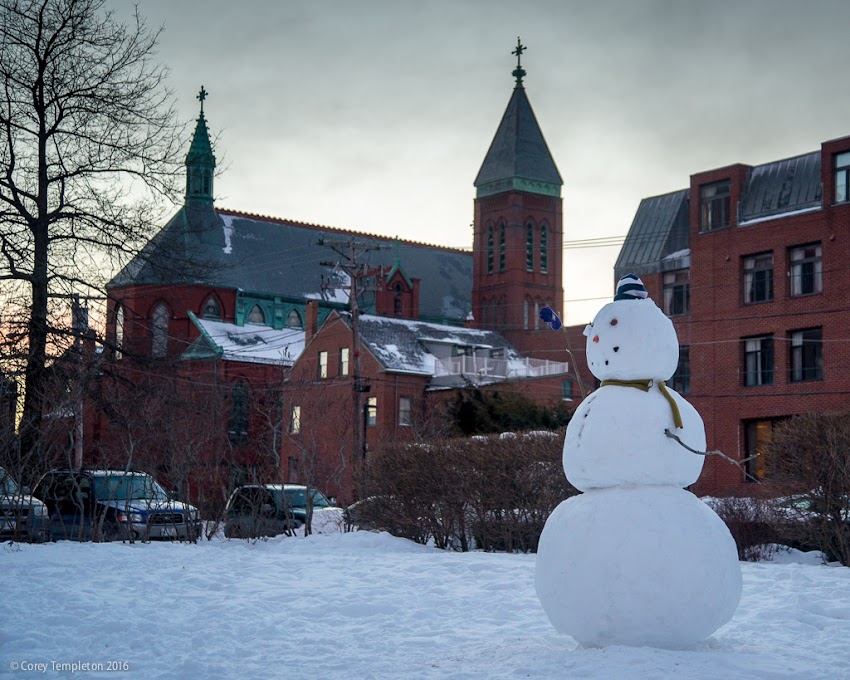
[740,151,822,223]
[614,189,690,281]
[474,86,562,198]
[109,205,473,325]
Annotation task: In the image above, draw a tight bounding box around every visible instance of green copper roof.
[186,114,215,168]
[474,85,562,199]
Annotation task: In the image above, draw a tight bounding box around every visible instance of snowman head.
[584,275,679,381]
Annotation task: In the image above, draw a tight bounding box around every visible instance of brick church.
[92,47,582,504]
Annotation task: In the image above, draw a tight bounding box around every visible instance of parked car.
[224,484,343,539]
[33,469,202,542]
[0,466,48,543]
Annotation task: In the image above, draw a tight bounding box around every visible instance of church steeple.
[474,40,562,200]
[185,86,216,205]
[471,40,564,354]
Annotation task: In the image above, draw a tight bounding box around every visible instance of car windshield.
[92,474,169,501]
[283,487,332,508]
[0,468,19,496]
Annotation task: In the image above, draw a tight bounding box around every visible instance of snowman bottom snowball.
[535,486,742,648]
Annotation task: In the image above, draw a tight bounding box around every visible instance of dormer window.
[700,180,731,231]
[393,282,403,316]
[246,304,265,324]
[202,296,221,319]
[286,309,302,329]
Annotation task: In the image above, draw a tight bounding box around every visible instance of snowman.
[535,274,742,648]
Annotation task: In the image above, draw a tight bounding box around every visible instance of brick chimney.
[305,300,319,342]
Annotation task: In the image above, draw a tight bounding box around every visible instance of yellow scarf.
[599,379,683,429]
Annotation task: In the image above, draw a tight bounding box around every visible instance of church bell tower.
[472,39,564,355]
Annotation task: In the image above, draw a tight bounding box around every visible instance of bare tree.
[0,0,181,463]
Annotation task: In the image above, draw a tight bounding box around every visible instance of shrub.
[765,411,850,566]
[709,496,782,562]
[358,432,577,552]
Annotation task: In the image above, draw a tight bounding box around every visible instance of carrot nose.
[592,335,599,343]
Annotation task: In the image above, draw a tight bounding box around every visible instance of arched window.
[286,309,302,329]
[246,304,265,324]
[202,296,221,319]
[499,223,506,271]
[486,225,494,274]
[526,222,534,272]
[393,282,403,316]
[540,224,549,274]
[151,303,169,358]
[115,304,124,360]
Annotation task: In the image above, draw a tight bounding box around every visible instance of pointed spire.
[185,86,216,205]
[474,43,562,199]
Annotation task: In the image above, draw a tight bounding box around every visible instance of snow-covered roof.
[185,314,305,366]
[351,314,521,377]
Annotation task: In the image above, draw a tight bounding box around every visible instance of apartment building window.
[743,335,774,386]
[366,397,377,427]
[289,405,301,434]
[790,328,822,382]
[699,180,731,231]
[339,347,350,376]
[526,223,534,271]
[398,397,412,427]
[540,225,548,274]
[835,151,850,203]
[663,270,690,316]
[487,225,494,274]
[744,419,775,481]
[789,243,822,296]
[670,346,690,394]
[743,253,774,304]
[318,351,328,379]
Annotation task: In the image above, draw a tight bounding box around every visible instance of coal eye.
[610,318,618,326]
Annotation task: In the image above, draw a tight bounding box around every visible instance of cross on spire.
[512,37,527,87]
[197,86,208,114]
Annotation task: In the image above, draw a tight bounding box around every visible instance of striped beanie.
[614,274,648,301]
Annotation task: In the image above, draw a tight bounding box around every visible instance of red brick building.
[84,58,579,504]
[614,137,850,496]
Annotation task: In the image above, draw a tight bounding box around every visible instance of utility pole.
[319,237,387,471]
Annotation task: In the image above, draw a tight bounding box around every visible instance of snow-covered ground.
[2,533,849,679]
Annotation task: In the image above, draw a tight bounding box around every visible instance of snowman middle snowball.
[564,296,705,491]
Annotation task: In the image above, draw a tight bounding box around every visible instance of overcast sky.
[136,0,850,323]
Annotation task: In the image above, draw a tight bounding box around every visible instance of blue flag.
[539,306,562,331]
